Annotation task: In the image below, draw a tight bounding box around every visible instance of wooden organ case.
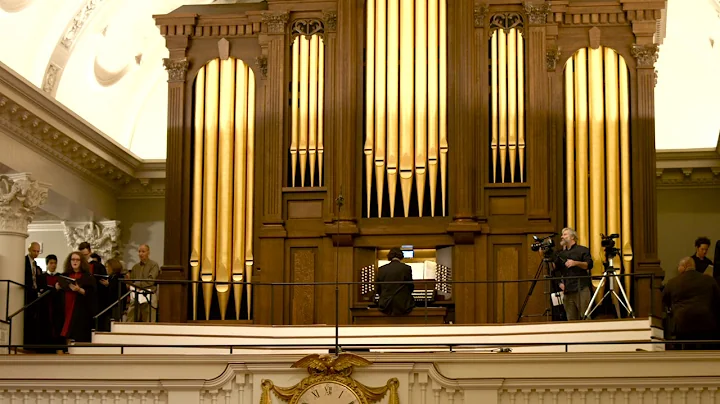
[156,0,665,324]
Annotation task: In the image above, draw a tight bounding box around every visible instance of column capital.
[0,173,49,235]
[322,10,337,33]
[163,58,190,82]
[261,11,290,35]
[524,2,551,26]
[62,220,121,261]
[474,3,489,28]
[631,44,659,68]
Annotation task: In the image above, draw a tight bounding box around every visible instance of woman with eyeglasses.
[55,251,97,344]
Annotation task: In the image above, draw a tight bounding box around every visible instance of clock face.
[295,381,363,404]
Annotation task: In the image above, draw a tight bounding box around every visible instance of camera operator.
[555,227,594,321]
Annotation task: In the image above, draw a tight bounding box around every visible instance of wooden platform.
[69,317,664,355]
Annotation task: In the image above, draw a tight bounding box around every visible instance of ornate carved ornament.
[255,56,268,79]
[546,46,561,71]
[63,220,121,260]
[523,2,551,25]
[42,63,61,94]
[656,150,720,189]
[474,3,489,28]
[322,10,337,33]
[0,68,166,196]
[631,43,659,68]
[61,0,106,49]
[558,12,628,26]
[163,58,190,82]
[291,19,324,39]
[0,174,48,234]
[158,22,261,38]
[261,11,289,34]
[489,12,523,34]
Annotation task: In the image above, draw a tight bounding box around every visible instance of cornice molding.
[656,147,720,189]
[0,63,165,197]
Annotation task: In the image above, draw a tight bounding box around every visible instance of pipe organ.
[564,47,633,293]
[190,58,256,321]
[363,0,448,218]
[289,20,325,188]
[156,0,664,325]
[489,15,526,184]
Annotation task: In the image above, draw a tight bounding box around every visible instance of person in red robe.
[55,252,96,344]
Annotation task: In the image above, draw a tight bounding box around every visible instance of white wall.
[657,187,720,281]
[117,198,165,270]
[27,222,73,272]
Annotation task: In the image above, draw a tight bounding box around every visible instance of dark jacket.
[663,269,720,336]
[23,255,47,347]
[375,260,415,316]
[555,244,594,292]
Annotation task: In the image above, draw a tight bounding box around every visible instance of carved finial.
[546,46,561,71]
[322,10,337,32]
[631,44,659,68]
[261,12,289,34]
[588,27,601,49]
[474,3,490,28]
[0,173,49,235]
[255,56,268,79]
[524,2,551,25]
[163,58,190,82]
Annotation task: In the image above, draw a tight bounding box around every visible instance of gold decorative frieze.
[474,3,489,28]
[261,11,289,34]
[523,2,551,25]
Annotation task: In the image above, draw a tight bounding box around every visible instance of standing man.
[691,237,713,275]
[375,247,415,316]
[24,242,45,348]
[126,245,160,322]
[663,257,720,350]
[555,228,594,321]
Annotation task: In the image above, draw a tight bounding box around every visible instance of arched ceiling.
[0,0,719,159]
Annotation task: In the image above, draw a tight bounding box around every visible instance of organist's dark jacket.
[375,259,415,316]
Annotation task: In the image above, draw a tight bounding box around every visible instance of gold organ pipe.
[399,0,415,217]
[232,62,249,320]
[491,32,498,182]
[201,59,220,320]
[439,0,448,215]
[415,0,428,216]
[374,0,387,216]
[317,40,325,187]
[427,0,438,216]
[619,57,633,293]
[245,68,256,319]
[604,48,621,269]
[498,29,507,183]
[290,37,300,186]
[386,0,400,217]
[309,35,319,187]
[517,32,525,182]
[508,29,517,182]
[216,57,236,320]
[588,46,605,277]
[365,0,375,217]
[574,50,589,246]
[299,35,310,186]
[564,60,575,229]
[191,67,205,321]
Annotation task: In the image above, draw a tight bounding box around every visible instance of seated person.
[375,247,415,316]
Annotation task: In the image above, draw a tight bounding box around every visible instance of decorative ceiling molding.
[656,146,720,189]
[0,63,165,197]
[545,1,663,27]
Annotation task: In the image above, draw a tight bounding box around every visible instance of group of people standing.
[23,242,160,353]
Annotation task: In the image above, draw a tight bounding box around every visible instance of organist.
[375,247,415,316]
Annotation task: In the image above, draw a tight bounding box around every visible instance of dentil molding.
[0,173,49,235]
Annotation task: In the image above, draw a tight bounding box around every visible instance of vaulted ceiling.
[0,0,718,159]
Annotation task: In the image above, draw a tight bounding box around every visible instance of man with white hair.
[555,228,594,321]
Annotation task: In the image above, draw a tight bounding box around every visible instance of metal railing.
[2,273,664,354]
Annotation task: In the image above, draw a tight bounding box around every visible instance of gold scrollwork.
[489,13,524,34]
[291,19,325,39]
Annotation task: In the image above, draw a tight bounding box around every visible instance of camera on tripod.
[530,234,556,255]
[601,233,620,260]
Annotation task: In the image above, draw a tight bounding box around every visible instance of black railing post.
[5,281,9,321]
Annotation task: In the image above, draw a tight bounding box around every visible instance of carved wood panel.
[291,248,316,325]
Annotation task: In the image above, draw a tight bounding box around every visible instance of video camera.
[530,234,556,257]
[601,233,620,260]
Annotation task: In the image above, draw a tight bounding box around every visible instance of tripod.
[583,255,634,319]
[517,253,555,322]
